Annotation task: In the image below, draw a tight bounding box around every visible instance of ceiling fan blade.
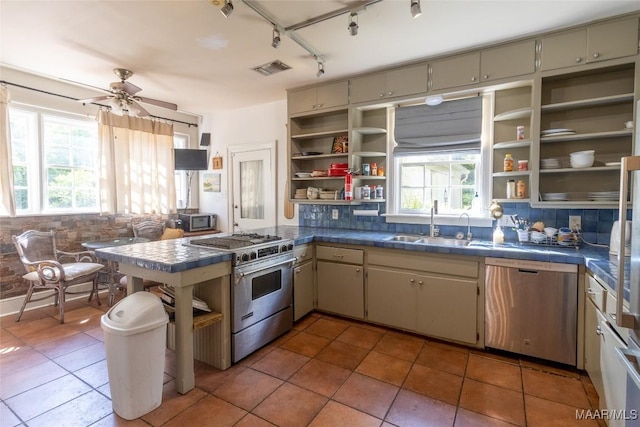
[77,95,112,104]
[135,96,178,111]
[128,99,150,117]
[111,81,142,95]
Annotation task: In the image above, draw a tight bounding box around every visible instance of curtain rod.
[0,80,199,128]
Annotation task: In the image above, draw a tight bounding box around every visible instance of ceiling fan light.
[348,13,358,36]
[220,0,233,17]
[271,27,281,48]
[411,0,422,18]
[316,62,325,78]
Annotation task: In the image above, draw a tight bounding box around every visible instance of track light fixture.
[271,26,281,48]
[410,0,422,18]
[316,61,325,78]
[220,0,233,17]
[348,12,358,36]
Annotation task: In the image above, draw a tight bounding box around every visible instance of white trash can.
[101,291,169,420]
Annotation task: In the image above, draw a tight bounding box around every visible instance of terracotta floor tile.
[415,341,469,376]
[0,308,49,328]
[237,343,275,366]
[309,400,382,427]
[0,359,68,399]
[161,394,247,427]
[253,382,327,427]
[336,325,384,350]
[212,368,283,411]
[580,374,600,409]
[0,330,27,354]
[459,378,525,426]
[333,372,399,419]
[5,373,92,421]
[235,413,277,427]
[403,363,463,406]
[74,359,110,389]
[54,306,104,331]
[89,413,150,426]
[84,326,105,342]
[522,368,591,409]
[316,340,370,370]
[0,347,48,373]
[386,388,456,427]
[288,358,351,397]
[471,349,521,366]
[525,394,600,427]
[465,353,522,392]
[304,317,350,340]
[279,331,331,357]
[195,363,247,394]
[373,333,424,362]
[140,381,208,426]
[0,400,22,427]
[454,408,519,427]
[53,341,106,372]
[35,332,100,359]
[26,390,113,427]
[355,350,412,386]
[292,312,321,331]
[6,316,65,339]
[521,359,581,379]
[250,347,310,380]
[12,322,80,347]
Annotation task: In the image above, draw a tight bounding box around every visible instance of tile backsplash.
[299,203,631,246]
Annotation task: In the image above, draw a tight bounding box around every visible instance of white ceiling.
[1,0,639,117]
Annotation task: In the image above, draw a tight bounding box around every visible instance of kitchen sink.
[416,237,471,247]
[387,235,422,242]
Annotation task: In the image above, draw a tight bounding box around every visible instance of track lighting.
[316,61,325,78]
[220,0,233,17]
[410,0,422,18]
[271,26,281,48]
[348,12,358,36]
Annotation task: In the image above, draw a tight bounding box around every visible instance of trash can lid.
[101,291,168,336]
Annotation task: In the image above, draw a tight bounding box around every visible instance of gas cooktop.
[190,233,283,250]
[187,233,294,266]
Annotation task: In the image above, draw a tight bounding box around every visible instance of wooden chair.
[12,230,105,323]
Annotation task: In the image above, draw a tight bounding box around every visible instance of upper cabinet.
[429,40,537,91]
[350,63,429,104]
[288,80,349,115]
[540,17,638,71]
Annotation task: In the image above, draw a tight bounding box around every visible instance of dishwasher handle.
[518,269,539,275]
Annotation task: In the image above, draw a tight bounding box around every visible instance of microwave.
[178,213,217,232]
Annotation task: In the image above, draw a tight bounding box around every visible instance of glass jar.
[507,179,516,199]
[516,180,526,198]
[504,154,514,172]
[370,163,377,176]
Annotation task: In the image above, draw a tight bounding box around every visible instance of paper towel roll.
[353,209,378,216]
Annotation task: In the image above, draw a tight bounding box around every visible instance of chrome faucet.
[459,212,472,240]
[430,200,439,237]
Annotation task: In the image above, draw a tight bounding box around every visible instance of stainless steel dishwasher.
[485,257,578,366]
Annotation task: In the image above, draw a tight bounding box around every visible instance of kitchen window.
[173,132,190,209]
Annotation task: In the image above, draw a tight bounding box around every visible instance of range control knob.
[241,253,250,262]
[281,245,289,252]
[287,243,294,251]
[250,251,257,260]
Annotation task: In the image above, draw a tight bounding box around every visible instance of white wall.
[200,100,298,232]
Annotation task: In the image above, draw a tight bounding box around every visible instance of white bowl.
[544,227,557,237]
[531,231,546,243]
[570,157,594,168]
[570,150,595,157]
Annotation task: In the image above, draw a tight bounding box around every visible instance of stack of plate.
[541,128,576,138]
[294,189,307,199]
[295,172,312,178]
[588,191,619,201]
[542,192,569,201]
[319,190,338,200]
[540,158,561,169]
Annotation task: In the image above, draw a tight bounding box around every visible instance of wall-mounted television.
[174,149,208,171]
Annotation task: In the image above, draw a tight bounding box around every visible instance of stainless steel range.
[188,233,295,362]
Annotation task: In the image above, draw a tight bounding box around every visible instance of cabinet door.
[599,317,627,427]
[540,29,587,71]
[367,267,416,330]
[588,17,639,64]
[386,63,429,99]
[584,298,604,400]
[350,72,387,104]
[316,261,364,319]
[481,40,536,82]
[416,274,478,344]
[293,261,314,321]
[429,52,480,91]
[288,87,318,115]
[316,80,349,110]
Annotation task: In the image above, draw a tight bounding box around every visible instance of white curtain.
[240,159,264,219]
[0,86,16,216]
[97,110,177,215]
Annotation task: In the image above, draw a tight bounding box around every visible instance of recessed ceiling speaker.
[200,133,211,146]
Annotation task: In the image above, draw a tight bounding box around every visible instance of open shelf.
[494,107,533,121]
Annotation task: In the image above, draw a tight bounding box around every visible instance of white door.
[229,142,276,231]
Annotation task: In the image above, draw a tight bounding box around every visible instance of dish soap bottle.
[493,225,504,245]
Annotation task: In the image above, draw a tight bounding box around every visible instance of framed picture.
[203,173,221,192]
[331,136,348,154]
[211,155,223,169]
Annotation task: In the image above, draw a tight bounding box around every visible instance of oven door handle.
[235,257,298,282]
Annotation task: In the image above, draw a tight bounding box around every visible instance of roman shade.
[394,96,482,156]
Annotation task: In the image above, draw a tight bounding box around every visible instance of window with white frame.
[9,107,99,214]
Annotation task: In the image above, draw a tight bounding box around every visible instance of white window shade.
[394,97,482,156]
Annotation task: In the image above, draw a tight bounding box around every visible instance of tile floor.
[0,295,604,427]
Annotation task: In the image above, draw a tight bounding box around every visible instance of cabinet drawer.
[316,246,363,265]
[586,273,607,312]
[605,290,630,344]
[294,244,313,264]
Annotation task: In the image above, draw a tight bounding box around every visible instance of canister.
[518,160,528,171]
[375,185,383,199]
[516,126,525,140]
[362,185,371,199]
[516,180,526,198]
[370,163,377,176]
[362,163,371,176]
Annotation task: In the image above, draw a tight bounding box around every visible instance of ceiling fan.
[78,68,178,117]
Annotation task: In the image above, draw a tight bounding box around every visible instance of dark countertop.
[96,225,629,301]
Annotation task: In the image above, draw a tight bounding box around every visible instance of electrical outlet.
[569,215,581,231]
[332,209,339,220]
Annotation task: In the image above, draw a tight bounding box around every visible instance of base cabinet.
[317,260,364,319]
[293,261,314,321]
[367,266,478,345]
[584,298,604,400]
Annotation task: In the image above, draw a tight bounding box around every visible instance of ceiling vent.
[251,60,291,76]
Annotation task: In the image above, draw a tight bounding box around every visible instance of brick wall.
[0,213,172,299]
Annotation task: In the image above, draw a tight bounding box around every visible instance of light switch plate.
[332,209,339,220]
[569,215,581,231]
